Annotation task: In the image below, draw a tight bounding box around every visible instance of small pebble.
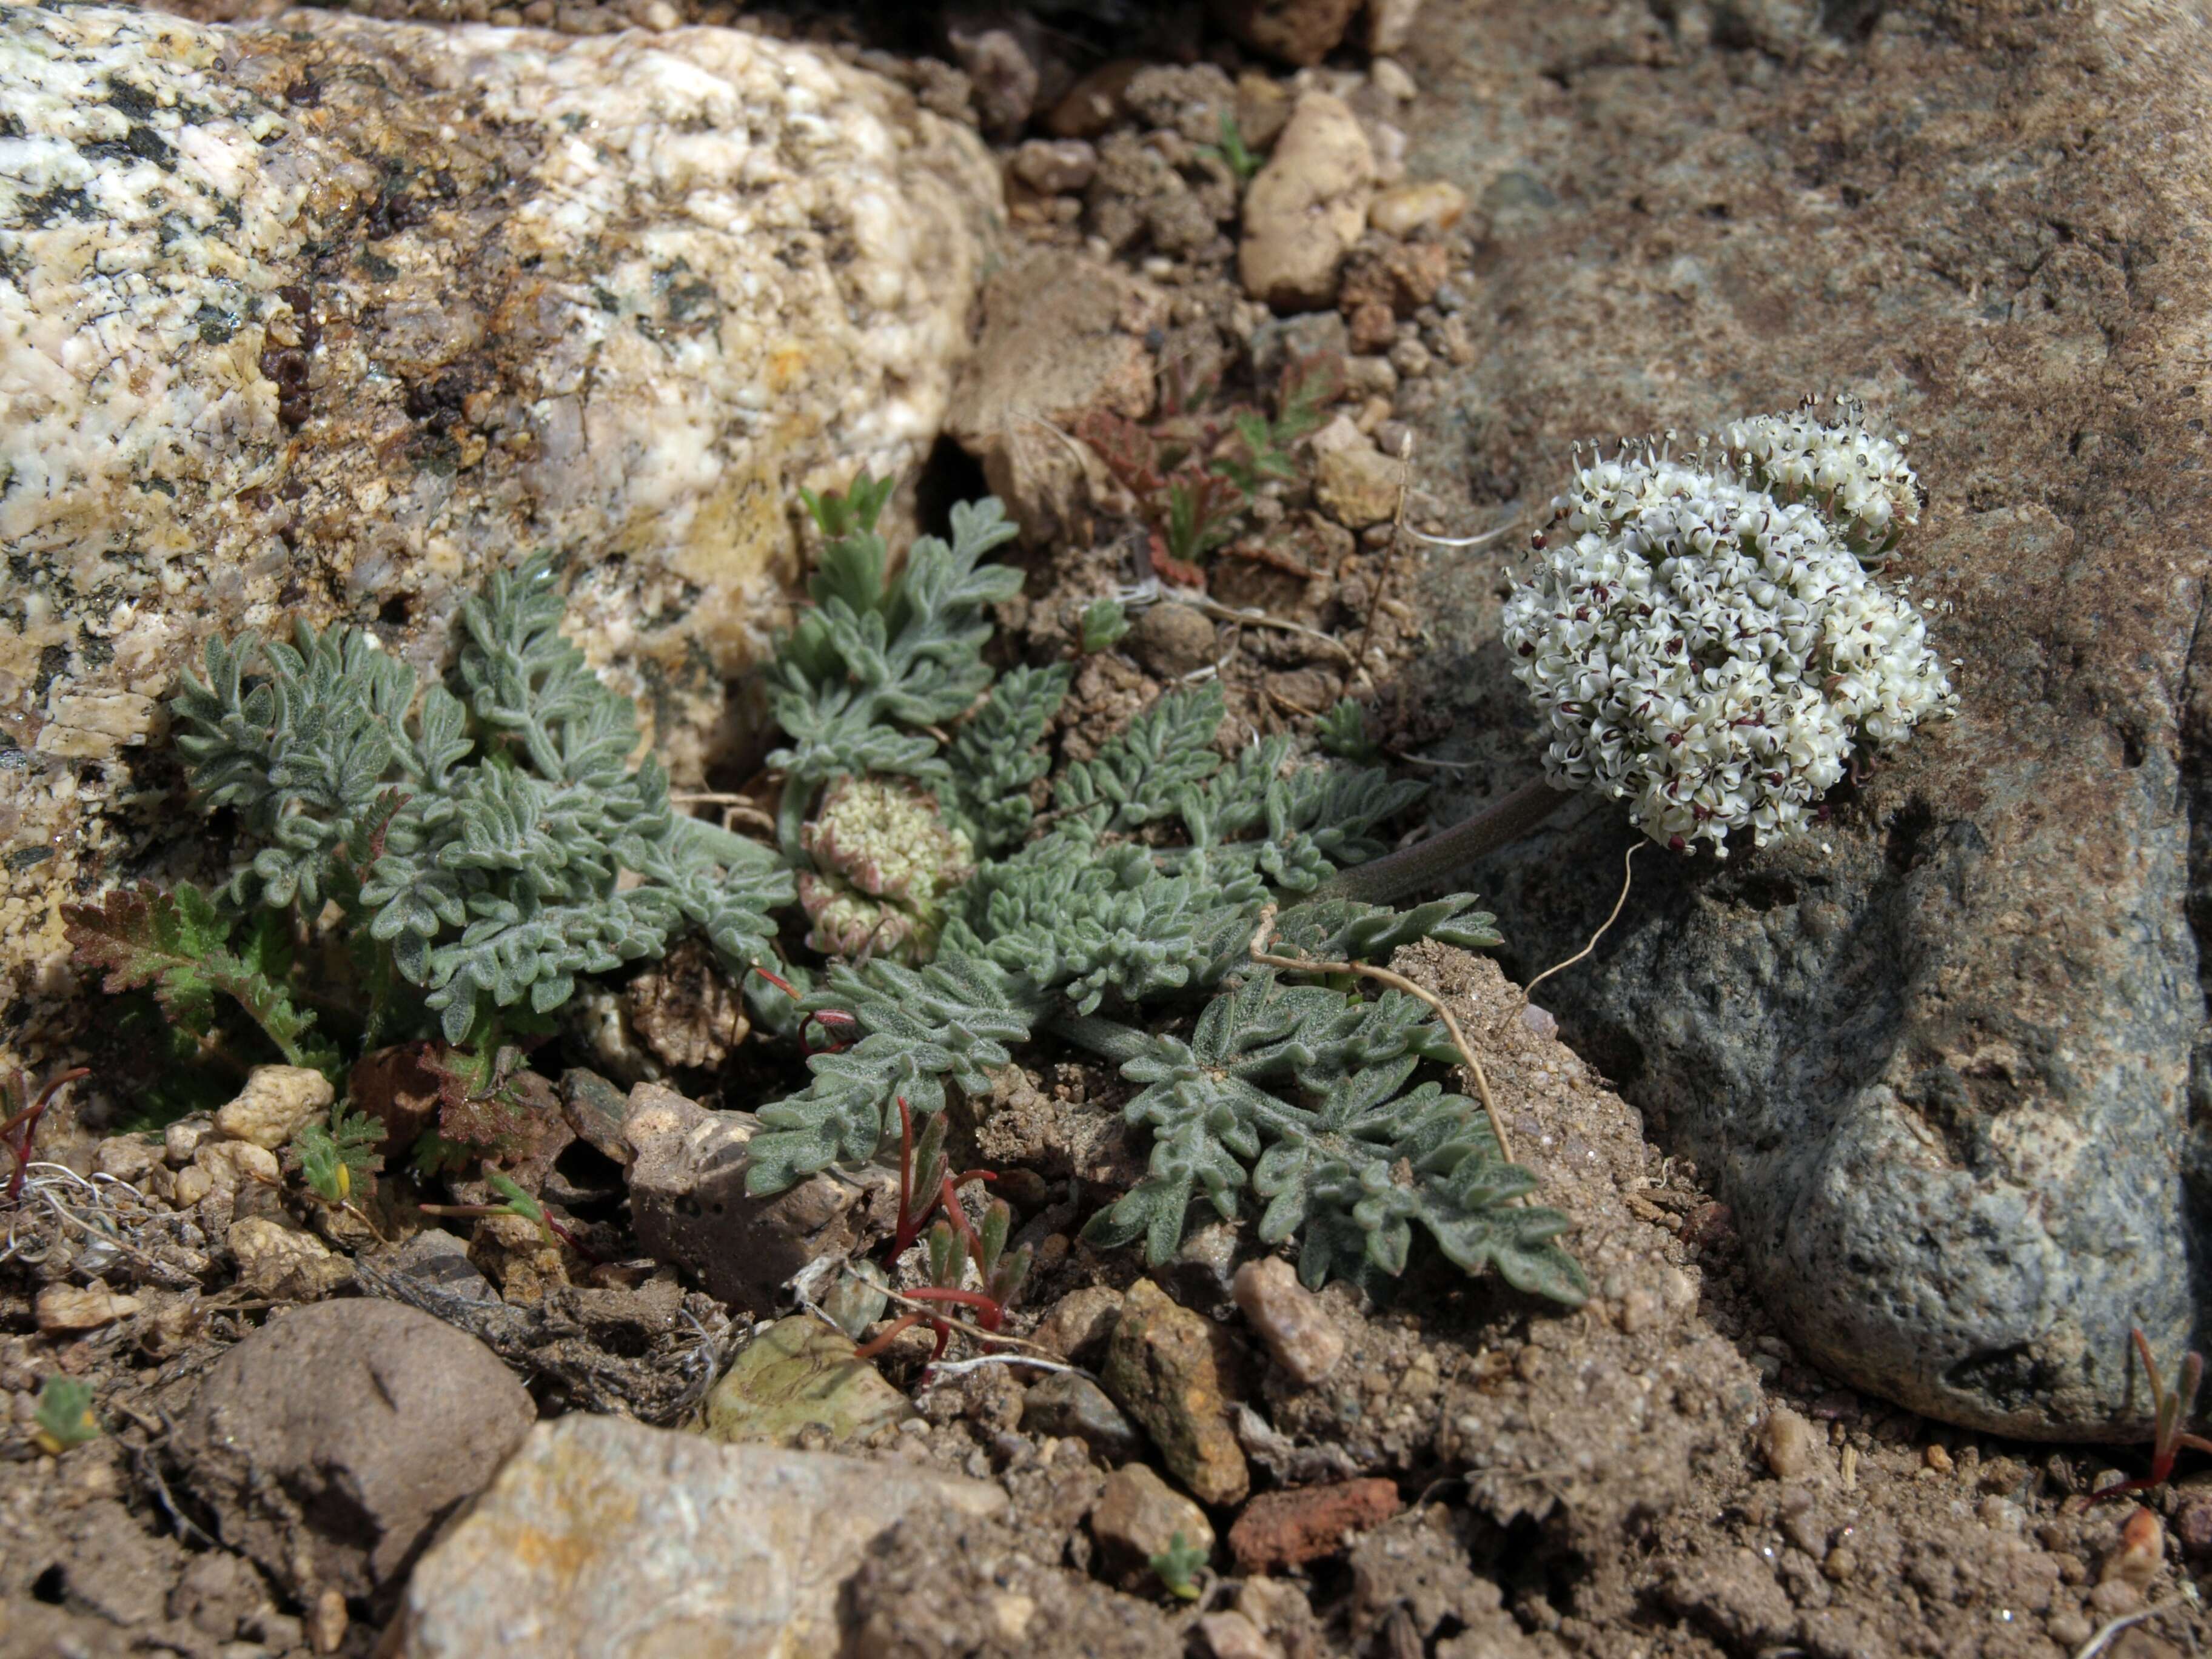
[1010,138,1099,196]
[2101,1506,2163,1589]
[35,1279,142,1333]
[1233,1258,1344,1386]
[1757,1407,1819,1480]
[1369,178,1469,238]
[1200,1610,1281,1659]
[1090,1463,1214,1584]
[1368,58,1416,101]
[215,1064,333,1150]
[1923,1443,1954,1475]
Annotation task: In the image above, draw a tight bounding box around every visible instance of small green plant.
[1315,698,1381,764]
[745,481,1587,1304]
[418,1168,593,1258]
[850,1097,1033,1364]
[1149,1530,1207,1600]
[1081,598,1131,654]
[66,883,339,1079]
[292,1102,384,1205]
[32,1376,99,1455]
[2083,1328,2212,1504]
[1079,357,1340,585]
[1196,109,1263,183]
[159,558,792,1050]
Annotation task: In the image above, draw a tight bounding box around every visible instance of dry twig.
[1248,905,1515,1165]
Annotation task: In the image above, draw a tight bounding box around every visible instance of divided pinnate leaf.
[166,556,791,1050]
[65,883,340,1078]
[1082,971,1586,1304]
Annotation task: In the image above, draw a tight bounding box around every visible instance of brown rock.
[1101,1279,1250,1506]
[945,246,1164,543]
[1032,1285,1125,1361]
[34,1280,142,1333]
[2175,1496,2212,1558]
[1228,1477,1402,1572]
[1370,179,1469,240]
[1235,71,1293,153]
[173,1299,535,1609]
[213,1065,333,1150]
[1232,1258,1345,1386]
[1090,1463,1216,1587]
[1128,603,1221,679]
[1338,236,1452,318]
[1315,438,1403,528]
[1239,93,1375,313]
[622,1083,896,1318]
[1047,59,1144,138]
[1011,138,1099,196]
[227,1217,355,1302]
[1210,0,1364,67]
[623,937,748,1071]
[1364,0,1426,55]
[1755,1407,1823,1482]
[1347,300,1398,355]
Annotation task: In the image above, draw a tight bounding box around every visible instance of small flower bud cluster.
[798,776,975,962]
[1501,406,1956,856]
[1718,398,1922,558]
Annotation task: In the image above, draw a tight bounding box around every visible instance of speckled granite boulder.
[0,4,997,1045]
[386,1415,1004,1658]
[1395,0,2211,1438]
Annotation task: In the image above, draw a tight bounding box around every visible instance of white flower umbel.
[1501,406,1955,857]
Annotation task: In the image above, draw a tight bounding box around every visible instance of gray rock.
[386,1415,1004,1658]
[1021,1370,1145,1463]
[174,1300,534,1607]
[699,1315,917,1448]
[389,1228,499,1306]
[0,4,1000,1073]
[623,1083,897,1317]
[1400,0,2212,1437]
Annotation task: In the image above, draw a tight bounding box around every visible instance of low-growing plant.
[744,480,1587,1304]
[291,1101,384,1206]
[2083,1328,2212,1504]
[1149,1531,1208,1600]
[1079,356,1339,586]
[1081,597,1132,654]
[32,1375,99,1454]
[94,471,1584,1305]
[157,558,792,1050]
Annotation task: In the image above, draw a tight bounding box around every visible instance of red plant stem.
[939,1173,984,1260]
[852,1312,956,1364]
[750,964,800,999]
[853,1313,925,1361]
[2,1068,89,1203]
[907,1285,1003,1333]
[543,1218,603,1265]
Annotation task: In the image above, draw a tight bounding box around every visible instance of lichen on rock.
[0,4,1001,1065]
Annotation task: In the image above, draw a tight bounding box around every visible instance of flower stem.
[1313,776,1566,907]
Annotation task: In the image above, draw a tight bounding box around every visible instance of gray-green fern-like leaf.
[947,663,1072,854]
[769,490,1024,856]
[172,558,794,1046]
[745,954,1043,1193]
[1081,971,1587,1305]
